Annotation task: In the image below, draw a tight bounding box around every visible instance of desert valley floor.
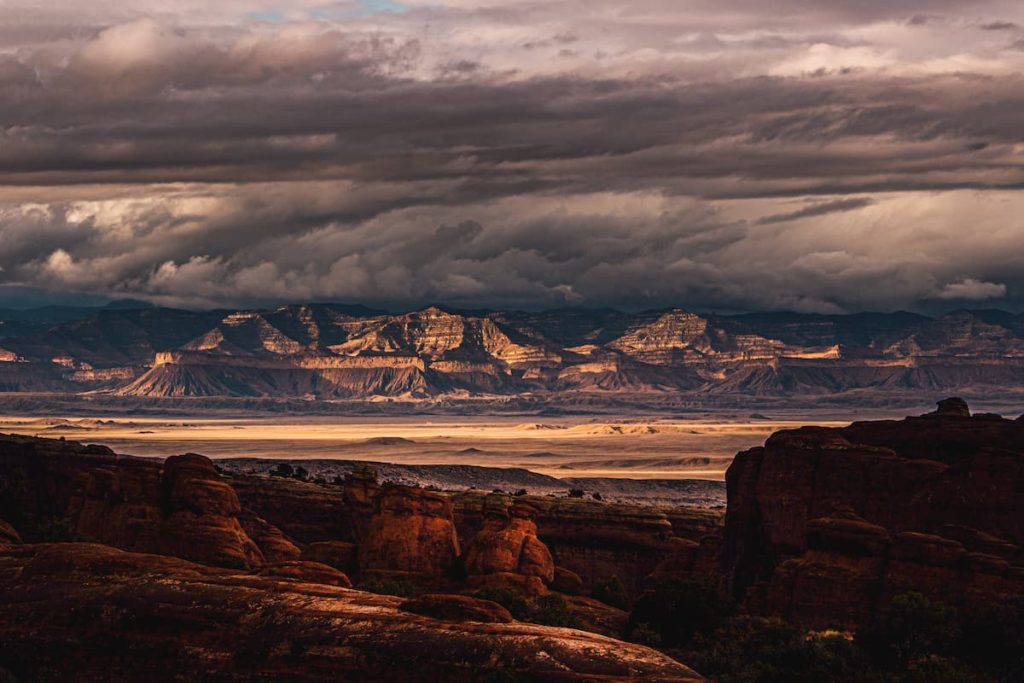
[0,408,903,480]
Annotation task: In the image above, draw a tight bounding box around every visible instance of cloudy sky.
[1,0,1023,312]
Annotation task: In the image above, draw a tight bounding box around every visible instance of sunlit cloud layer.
[1,0,1022,311]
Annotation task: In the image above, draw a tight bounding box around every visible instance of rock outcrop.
[256,559,352,587]
[359,485,461,581]
[156,453,265,569]
[722,399,1024,627]
[301,540,358,573]
[463,495,555,594]
[238,510,302,562]
[0,519,19,546]
[0,542,703,682]
[0,434,267,570]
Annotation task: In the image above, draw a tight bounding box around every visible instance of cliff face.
[721,399,1024,627]
[7,304,1024,399]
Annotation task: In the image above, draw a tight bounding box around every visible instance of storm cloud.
[0,0,1023,312]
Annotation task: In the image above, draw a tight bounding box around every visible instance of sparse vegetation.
[629,587,1022,683]
[591,575,629,610]
[269,463,310,481]
[473,588,579,628]
[628,579,736,649]
[359,577,416,598]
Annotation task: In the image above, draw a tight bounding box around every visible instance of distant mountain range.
[2,303,1024,399]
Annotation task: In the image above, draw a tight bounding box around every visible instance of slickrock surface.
[722,399,1024,627]
[0,542,703,682]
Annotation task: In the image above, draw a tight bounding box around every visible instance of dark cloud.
[0,1,1022,312]
[756,198,875,225]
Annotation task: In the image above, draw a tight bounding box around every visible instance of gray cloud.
[0,1,1022,312]
[756,198,876,225]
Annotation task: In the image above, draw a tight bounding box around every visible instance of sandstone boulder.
[552,566,585,595]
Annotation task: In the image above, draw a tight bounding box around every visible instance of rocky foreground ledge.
[0,542,700,682]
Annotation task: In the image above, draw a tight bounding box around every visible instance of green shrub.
[474,587,531,620]
[473,588,579,628]
[857,592,959,670]
[955,594,1024,679]
[591,575,630,610]
[359,577,416,598]
[902,655,987,683]
[530,594,579,628]
[627,579,735,648]
[686,617,878,683]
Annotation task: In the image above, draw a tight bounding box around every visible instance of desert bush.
[529,594,579,628]
[857,592,959,670]
[627,578,735,648]
[686,617,877,683]
[591,575,629,610]
[359,576,416,598]
[473,587,530,620]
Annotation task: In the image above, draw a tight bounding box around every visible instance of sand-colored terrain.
[0,412,884,480]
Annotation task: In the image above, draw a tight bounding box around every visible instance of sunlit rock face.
[722,399,1024,628]
[358,485,461,581]
[463,496,555,595]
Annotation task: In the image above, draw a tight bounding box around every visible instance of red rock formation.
[464,496,555,595]
[228,473,349,543]
[452,491,720,599]
[399,593,514,624]
[257,560,352,587]
[239,510,302,562]
[722,400,1024,627]
[157,453,264,569]
[533,497,677,598]
[552,566,585,595]
[301,540,358,573]
[341,463,381,542]
[0,542,703,682]
[0,434,264,570]
[358,485,460,580]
